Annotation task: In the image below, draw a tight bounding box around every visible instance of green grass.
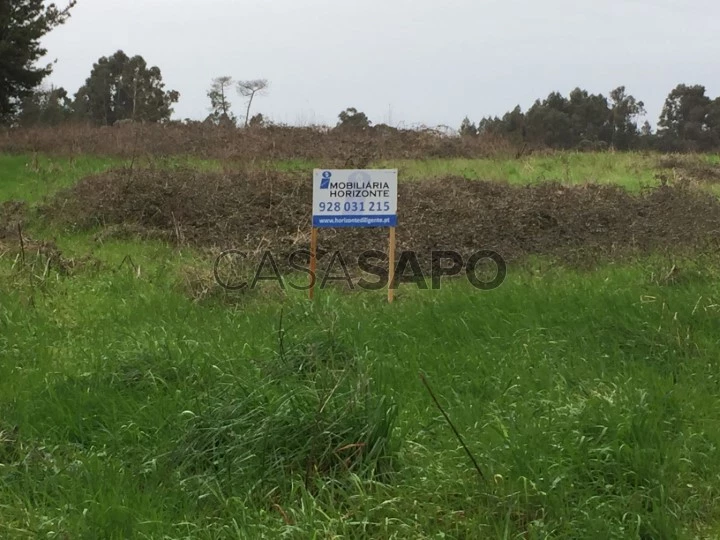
[2,152,717,206]
[376,153,659,190]
[0,154,124,203]
[0,154,323,204]
[2,252,720,538]
[3,152,720,538]
[377,152,719,191]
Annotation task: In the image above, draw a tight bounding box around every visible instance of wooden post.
[388,227,396,303]
[309,227,318,300]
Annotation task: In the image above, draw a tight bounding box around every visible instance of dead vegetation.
[0,200,97,279]
[0,123,516,161]
[0,200,28,238]
[656,155,720,185]
[41,167,720,274]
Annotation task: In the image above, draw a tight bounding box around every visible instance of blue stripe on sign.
[313,215,397,228]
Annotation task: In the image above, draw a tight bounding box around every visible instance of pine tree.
[0,0,76,123]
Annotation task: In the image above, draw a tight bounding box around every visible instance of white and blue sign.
[312,169,398,228]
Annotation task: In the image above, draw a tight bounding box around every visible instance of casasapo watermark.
[213,249,507,291]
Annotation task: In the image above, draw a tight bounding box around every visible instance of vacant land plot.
[2,151,720,539]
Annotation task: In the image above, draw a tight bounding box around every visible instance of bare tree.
[237,79,269,128]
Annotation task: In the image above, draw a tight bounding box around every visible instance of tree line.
[16,50,181,126]
[3,1,720,151]
[0,2,368,130]
[460,85,720,152]
[0,2,269,128]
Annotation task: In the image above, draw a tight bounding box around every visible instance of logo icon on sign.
[320,171,332,189]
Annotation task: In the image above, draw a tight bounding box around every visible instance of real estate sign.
[312,169,398,228]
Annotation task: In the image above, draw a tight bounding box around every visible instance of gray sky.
[41,0,720,129]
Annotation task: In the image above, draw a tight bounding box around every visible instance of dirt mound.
[44,168,720,271]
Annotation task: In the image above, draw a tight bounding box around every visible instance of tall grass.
[1,250,720,538]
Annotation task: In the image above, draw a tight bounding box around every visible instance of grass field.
[379,153,660,189]
[3,151,718,203]
[2,152,720,539]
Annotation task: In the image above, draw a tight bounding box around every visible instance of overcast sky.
[41,0,720,129]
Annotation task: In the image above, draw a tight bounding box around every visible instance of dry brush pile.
[41,167,720,275]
